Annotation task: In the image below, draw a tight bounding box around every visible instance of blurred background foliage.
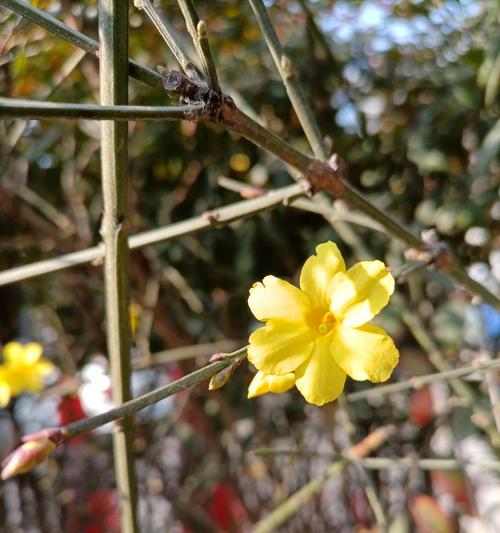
[0,0,499,531]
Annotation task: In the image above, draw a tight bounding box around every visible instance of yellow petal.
[35,360,54,377]
[295,335,346,406]
[248,319,314,375]
[329,260,394,327]
[22,361,53,394]
[0,384,11,407]
[248,275,312,322]
[331,324,399,382]
[22,343,44,364]
[4,368,25,396]
[247,370,295,398]
[300,241,346,308]
[23,374,44,394]
[2,342,24,364]
[0,368,12,407]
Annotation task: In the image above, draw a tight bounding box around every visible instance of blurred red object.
[209,483,247,531]
[59,395,86,426]
[410,494,456,533]
[409,386,435,426]
[431,470,475,515]
[58,395,86,444]
[67,489,120,533]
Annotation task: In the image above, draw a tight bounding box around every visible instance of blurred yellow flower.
[130,302,142,335]
[247,241,399,406]
[0,342,54,407]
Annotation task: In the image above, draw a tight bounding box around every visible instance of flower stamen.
[318,311,335,335]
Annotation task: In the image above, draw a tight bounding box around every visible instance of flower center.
[317,311,335,335]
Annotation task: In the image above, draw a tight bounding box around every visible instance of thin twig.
[247,0,327,159]
[0,98,205,120]
[196,21,221,92]
[134,0,200,80]
[1,48,86,167]
[252,449,500,472]
[338,397,388,531]
[251,426,394,533]
[176,0,221,91]
[218,175,384,232]
[347,357,500,402]
[14,186,73,234]
[244,0,378,292]
[0,0,163,89]
[65,348,248,438]
[133,340,241,369]
[98,2,137,530]
[297,0,338,68]
[482,349,500,433]
[393,294,500,448]
[0,183,305,286]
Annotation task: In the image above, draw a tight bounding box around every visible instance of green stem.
[217,176,385,232]
[0,0,163,89]
[196,20,221,92]
[247,0,327,159]
[252,426,393,533]
[98,2,137,531]
[347,357,500,402]
[0,98,205,120]
[253,461,347,533]
[176,0,221,91]
[393,294,500,447]
[65,349,247,438]
[253,450,500,472]
[134,340,241,369]
[338,397,388,531]
[135,0,200,80]
[0,183,305,286]
[297,0,338,68]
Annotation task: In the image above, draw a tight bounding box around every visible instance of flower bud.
[1,439,55,480]
[1,427,68,480]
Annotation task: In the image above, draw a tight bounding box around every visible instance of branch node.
[298,176,313,198]
[405,229,454,274]
[202,209,223,227]
[280,54,294,79]
[306,158,344,197]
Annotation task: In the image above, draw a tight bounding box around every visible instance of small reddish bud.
[240,186,265,199]
[1,439,56,480]
[1,427,68,480]
[22,427,69,446]
[209,352,227,362]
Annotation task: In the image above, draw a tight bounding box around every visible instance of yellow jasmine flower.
[247,241,399,406]
[0,342,54,407]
